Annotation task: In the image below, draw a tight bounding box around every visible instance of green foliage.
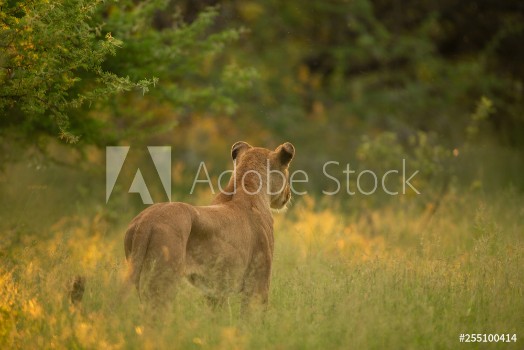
[357,131,452,181]
[0,0,254,146]
[208,0,524,157]
[466,96,494,141]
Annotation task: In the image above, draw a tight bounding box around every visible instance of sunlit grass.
[0,186,522,349]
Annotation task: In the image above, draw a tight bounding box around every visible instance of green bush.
[0,0,255,147]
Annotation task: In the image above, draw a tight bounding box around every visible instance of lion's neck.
[212,173,271,213]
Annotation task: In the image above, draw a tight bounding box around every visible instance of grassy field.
[0,177,522,349]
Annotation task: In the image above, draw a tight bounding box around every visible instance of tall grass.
[1,185,522,349]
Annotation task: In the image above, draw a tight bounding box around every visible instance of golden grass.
[0,190,523,349]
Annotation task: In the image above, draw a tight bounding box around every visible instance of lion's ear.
[231,141,252,161]
[276,142,295,166]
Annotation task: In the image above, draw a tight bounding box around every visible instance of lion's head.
[230,141,295,210]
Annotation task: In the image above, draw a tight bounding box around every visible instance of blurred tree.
[192,0,524,149]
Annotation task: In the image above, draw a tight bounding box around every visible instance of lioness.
[124,141,294,313]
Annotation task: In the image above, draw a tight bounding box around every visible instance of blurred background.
[1,0,523,230]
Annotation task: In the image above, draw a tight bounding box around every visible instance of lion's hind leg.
[139,225,187,319]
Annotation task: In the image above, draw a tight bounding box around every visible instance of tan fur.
[123,141,295,313]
